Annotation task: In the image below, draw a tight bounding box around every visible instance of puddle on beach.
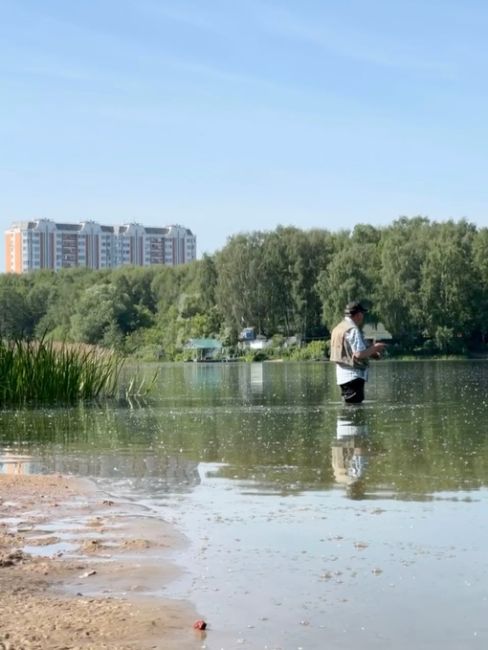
[1,361,488,649]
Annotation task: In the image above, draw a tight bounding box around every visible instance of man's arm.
[353,342,386,360]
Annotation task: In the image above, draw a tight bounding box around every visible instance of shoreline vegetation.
[0,472,197,649]
[0,338,122,406]
[1,218,488,362]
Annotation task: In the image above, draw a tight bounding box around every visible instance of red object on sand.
[193,619,207,630]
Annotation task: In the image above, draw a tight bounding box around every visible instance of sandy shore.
[0,473,202,650]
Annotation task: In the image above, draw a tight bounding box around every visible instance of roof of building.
[186,338,222,349]
[145,227,169,235]
[166,224,195,236]
[55,223,80,231]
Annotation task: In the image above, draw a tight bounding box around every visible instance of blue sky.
[2,0,488,269]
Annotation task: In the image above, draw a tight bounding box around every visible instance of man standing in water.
[330,301,386,404]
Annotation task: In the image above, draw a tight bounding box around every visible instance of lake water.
[1,360,488,649]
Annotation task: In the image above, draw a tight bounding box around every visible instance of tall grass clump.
[0,338,123,406]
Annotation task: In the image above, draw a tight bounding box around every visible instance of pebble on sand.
[193,619,207,630]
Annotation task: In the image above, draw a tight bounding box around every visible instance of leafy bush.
[288,340,326,361]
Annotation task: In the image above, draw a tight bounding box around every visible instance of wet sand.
[0,473,201,650]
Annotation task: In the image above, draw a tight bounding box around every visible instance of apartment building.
[5,220,197,273]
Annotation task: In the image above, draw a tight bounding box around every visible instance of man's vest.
[330,319,369,369]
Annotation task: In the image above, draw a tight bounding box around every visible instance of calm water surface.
[1,361,488,649]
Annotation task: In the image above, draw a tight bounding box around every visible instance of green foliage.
[317,230,381,329]
[376,217,430,339]
[214,232,268,338]
[215,228,332,340]
[419,220,477,339]
[288,340,326,361]
[245,350,270,362]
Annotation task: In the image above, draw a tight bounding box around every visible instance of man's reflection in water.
[331,409,369,499]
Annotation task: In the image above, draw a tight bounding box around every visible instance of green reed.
[0,338,123,405]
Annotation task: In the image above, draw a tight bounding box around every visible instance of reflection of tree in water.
[331,408,370,499]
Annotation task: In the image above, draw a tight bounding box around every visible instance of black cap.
[344,301,368,316]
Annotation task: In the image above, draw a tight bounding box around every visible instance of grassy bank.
[0,339,122,406]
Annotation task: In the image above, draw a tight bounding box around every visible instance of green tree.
[377,217,430,340]
[419,220,478,350]
[70,284,122,345]
[197,254,218,311]
[215,233,268,338]
[317,228,381,330]
[0,282,29,337]
[472,228,488,344]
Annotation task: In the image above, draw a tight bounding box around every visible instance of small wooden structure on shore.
[185,338,223,362]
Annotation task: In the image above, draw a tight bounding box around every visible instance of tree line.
[1,217,488,358]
